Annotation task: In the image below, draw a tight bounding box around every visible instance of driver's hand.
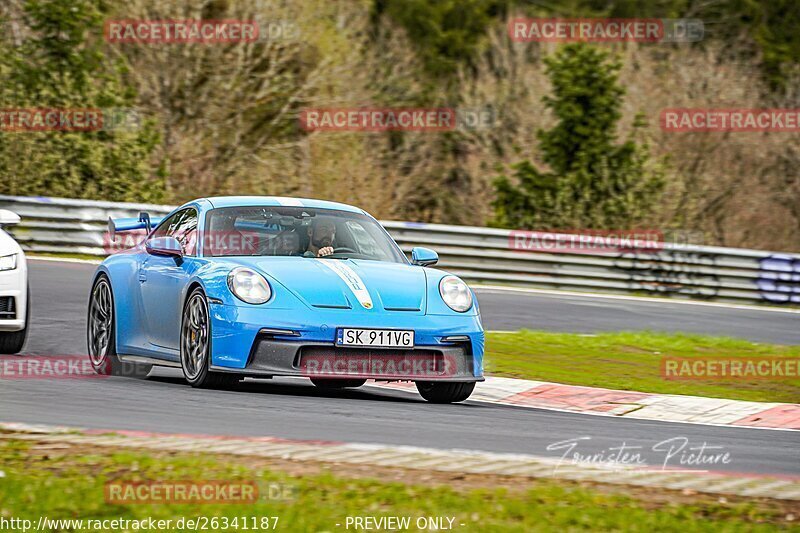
[317,246,334,257]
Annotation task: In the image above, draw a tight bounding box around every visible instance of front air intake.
[0,296,16,319]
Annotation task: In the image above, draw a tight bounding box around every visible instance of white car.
[0,209,28,354]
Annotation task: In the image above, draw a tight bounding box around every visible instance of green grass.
[485,330,800,403]
[0,439,792,532]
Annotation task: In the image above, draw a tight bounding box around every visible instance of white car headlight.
[227,267,272,304]
[0,254,17,271]
[439,275,473,312]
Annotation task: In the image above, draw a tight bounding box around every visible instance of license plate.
[337,328,415,348]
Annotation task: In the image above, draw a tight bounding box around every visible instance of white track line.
[473,284,800,314]
[27,256,101,265]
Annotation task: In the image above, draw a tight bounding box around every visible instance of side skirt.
[117,354,182,368]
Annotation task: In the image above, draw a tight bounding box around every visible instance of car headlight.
[0,254,17,271]
[227,267,272,304]
[439,275,473,312]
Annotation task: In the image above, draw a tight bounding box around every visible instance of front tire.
[87,276,151,378]
[0,285,29,354]
[180,288,240,389]
[415,381,475,404]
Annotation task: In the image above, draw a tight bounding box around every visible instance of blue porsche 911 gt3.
[87,197,484,403]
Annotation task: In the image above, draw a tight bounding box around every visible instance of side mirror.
[0,209,21,226]
[411,247,438,267]
[145,236,183,258]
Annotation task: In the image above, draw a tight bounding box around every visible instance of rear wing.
[107,212,164,242]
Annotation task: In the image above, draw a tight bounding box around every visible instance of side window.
[173,210,198,256]
[151,210,185,239]
[151,209,198,256]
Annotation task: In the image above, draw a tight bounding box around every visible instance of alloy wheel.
[88,279,113,366]
[181,293,209,380]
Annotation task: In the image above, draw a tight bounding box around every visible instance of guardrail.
[1,195,798,306]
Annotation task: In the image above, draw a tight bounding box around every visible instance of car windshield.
[204,206,407,263]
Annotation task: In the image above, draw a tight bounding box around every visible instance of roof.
[187,196,365,214]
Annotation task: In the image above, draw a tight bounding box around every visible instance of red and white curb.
[1,422,798,501]
[368,377,800,430]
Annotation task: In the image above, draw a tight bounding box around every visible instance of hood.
[246,257,427,313]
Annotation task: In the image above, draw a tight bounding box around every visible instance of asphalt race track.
[21,260,800,352]
[478,289,800,345]
[0,259,797,477]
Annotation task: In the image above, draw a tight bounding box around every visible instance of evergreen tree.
[493,43,664,230]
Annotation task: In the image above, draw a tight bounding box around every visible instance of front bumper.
[0,259,27,332]
[208,304,485,380]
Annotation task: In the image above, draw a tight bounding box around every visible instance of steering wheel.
[332,246,357,254]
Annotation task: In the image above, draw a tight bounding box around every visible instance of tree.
[492,43,664,230]
[0,0,163,202]
[371,0,509,81]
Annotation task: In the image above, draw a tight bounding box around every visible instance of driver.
[305,218,336,257]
